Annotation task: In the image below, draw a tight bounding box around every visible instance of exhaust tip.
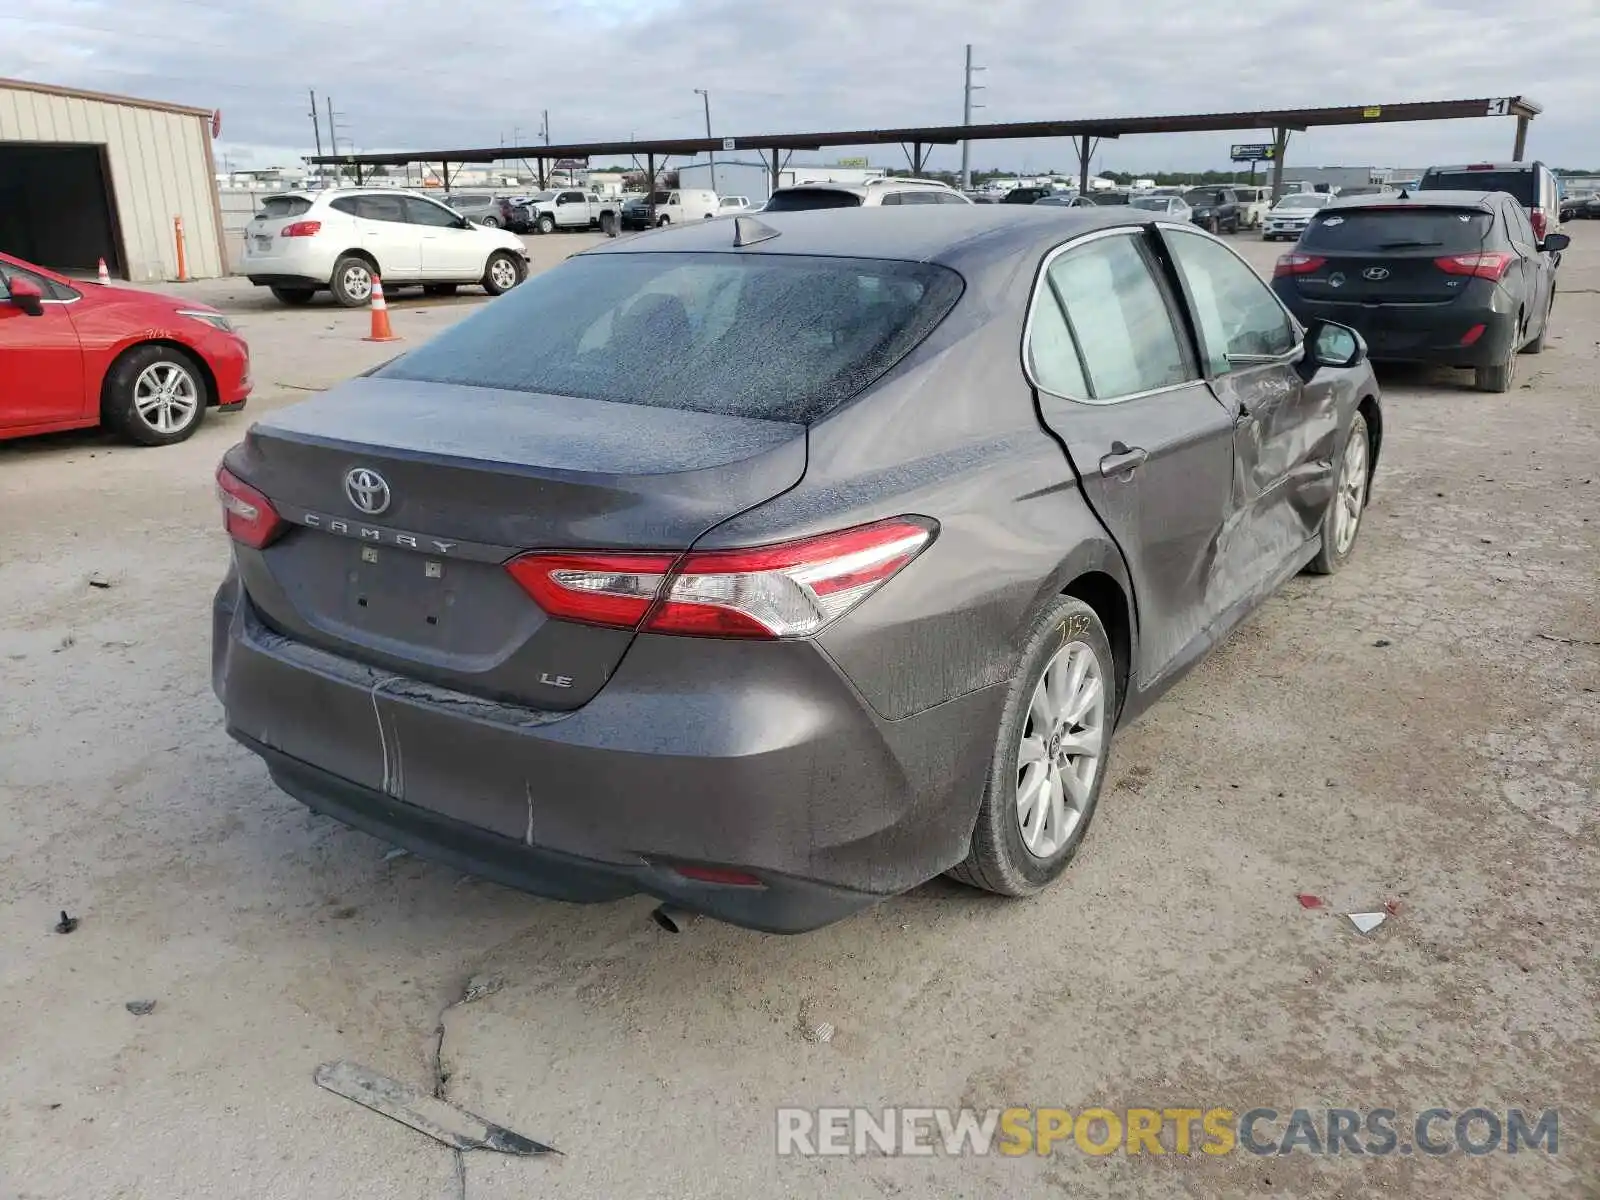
[652,903,697,934]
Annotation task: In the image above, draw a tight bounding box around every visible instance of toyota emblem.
[1363,266,1390,281]
[344,467,391,516]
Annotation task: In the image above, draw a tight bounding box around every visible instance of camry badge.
[345,467,391,516]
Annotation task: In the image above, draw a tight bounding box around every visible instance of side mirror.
[1307,320,1364,370]
[1540,232,1570,253]
[5,276,45,316]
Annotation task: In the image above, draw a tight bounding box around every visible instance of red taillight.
[279,220,322,238]
[1273,253,1325,278]
[1460,323,1486,346]
[505,552,676,629]
[504,517,936,640]
[1434,251,1513,281]
[216,465,283,548]
[1530,210,1547,240]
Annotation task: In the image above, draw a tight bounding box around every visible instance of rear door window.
[1418,169,1535,206]
[1301,208,1491,253]
[377,252,964,424]
[1044,233,1196,401]
[355,194,407,223]
[259,195,312,219]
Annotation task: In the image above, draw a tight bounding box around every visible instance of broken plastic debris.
[464,974,504,1003]
[125,1000,156,1016]
[804,1022,836,1044]
[1347,912,1387,935]
[382,847,409,861]
[1296,894,1325,909]
[314,1061,556,1156]
[87,572,112,589]
[54,911,79,934]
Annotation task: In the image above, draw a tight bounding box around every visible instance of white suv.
[762,177,972,211]
[242,188,531,307]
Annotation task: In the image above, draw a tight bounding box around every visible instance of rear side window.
[355,194,407,223]
[764,189,863,211]
[1302,208,1492,252]
[1043,233,1195,401]
[378,252,964,424]
[1419,169,1534,206]
[260,195,312,218]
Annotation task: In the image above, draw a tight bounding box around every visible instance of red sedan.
[0,251,251,446]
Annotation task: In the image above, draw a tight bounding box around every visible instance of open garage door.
[0,143,124,277]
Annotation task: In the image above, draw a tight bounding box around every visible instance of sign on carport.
[554,157,589,169]
[1230,143,1275,162]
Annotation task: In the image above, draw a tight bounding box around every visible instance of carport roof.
[303,97,1543,167]
[0,76,214,119]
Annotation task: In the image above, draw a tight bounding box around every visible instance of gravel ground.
[1,225,1594,1200]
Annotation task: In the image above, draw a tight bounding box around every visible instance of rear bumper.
[1275,290,1517,367]
[213,578,999,932]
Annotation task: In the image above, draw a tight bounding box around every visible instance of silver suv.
[762,177,972,211]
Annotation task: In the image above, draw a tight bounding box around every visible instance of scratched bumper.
[211,571,998,931]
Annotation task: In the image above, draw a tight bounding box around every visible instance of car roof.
[1423,162,1542,173]
[1325,189,1499,211]
[579,205,1145,268]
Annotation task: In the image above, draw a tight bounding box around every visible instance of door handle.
[1099,442,1148,478]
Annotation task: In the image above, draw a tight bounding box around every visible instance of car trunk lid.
[225,377,806,710]
[1290,205,1493,304]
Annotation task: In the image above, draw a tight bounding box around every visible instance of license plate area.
[344,545,457,643]
[252,234,273,250]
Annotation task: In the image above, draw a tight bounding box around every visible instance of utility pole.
[326,96,349,182]
[694,89,714,192]
[308,88,322,157]
[541,110,551,146]
[960,44,985,190]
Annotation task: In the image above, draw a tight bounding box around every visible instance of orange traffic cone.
[363,277,400,343]
[96,258,111,285]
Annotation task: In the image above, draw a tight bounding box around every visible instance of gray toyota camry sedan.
[213,206,1381,932]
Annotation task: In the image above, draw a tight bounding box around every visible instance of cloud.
[4,0,1597,172]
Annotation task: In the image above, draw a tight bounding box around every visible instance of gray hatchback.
[214,207,1381,932]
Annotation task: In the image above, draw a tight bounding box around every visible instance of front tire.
[950,596,1116,897]
[102,344,208,447]
[329,255,375,307]
[537,214,556,235]
[1308,411,1370,575]
[482,250,524,296]
[269,285,315,306]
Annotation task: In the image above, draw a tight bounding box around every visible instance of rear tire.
[950,596,1116,897]
[482,250,524,296]
[657,215,671,228]
[329,255,375,307]
[101,344,209,447]
[1308,411,1370,575]
[269,285,315,306]
[479,215,500,228]
[1474,322,1520,392]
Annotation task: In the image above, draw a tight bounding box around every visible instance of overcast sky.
[5,0,1598,174]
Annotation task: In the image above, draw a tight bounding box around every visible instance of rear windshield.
[377,252,964,424]
[259,196,312,218]
[1419,169,1534,205]
[763,189,864,211]
[1301,208,1492,252]
[1274,194,1330,209]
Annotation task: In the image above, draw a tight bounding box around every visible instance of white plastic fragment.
[1347,912,1387,935]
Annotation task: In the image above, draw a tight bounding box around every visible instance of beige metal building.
[0,77,226,281]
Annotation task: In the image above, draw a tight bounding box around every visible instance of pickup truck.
[1183,187,1247,234]
[518,189,621,235]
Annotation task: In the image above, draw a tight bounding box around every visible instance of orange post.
[173,216,189,282]
[364,277,400,342]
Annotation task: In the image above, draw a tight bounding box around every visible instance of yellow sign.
[1362,106,1383,119]
[835,157,869,168]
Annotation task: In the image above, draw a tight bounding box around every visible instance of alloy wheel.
[489,257,518,290]
[1016,641,1106,858]
[1331,424,1368,556]
[342,263,372,302]
[133,362,199,434]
